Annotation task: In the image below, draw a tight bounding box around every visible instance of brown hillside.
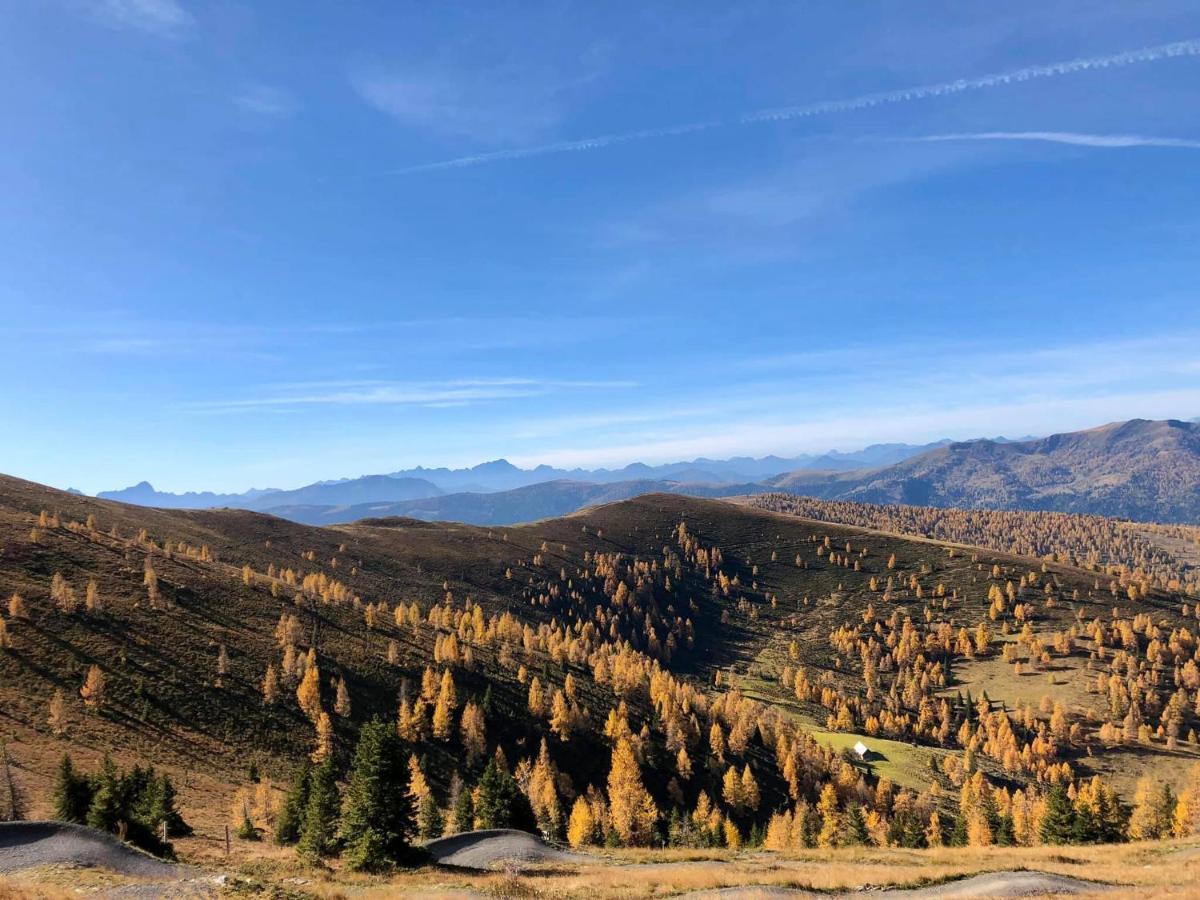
[0,474,1195,851]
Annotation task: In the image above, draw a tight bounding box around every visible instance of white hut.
[853,740,869,760]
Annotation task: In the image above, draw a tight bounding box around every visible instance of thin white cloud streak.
[396,38,1200,174]
[235,84,298,119]
[906,131,1200,150]
[502,332,1200,458]
[509,388,1200,470]
[189,378,634,412]
[92,0,192,37]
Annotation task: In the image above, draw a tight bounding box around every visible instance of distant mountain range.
[266,479,764,527]
[93,419,1200,526]
[98,439,955,510]
[767,418,1200,523]
[100,475,443,511]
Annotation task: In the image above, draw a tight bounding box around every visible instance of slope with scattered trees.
[1,474,1199,869]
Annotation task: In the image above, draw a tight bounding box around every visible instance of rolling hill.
[266,478,765,526]
[770,418,1200,523]
[0,470,1196,857]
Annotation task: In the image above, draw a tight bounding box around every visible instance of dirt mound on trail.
[424,828,587,870]
[0,821,185,877]
[871,870,1115,897]
[682,869,1115,899]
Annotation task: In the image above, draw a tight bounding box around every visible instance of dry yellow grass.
[205,838,1200,898]
[4,839,1200,898]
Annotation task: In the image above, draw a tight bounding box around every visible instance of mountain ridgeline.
[95,419,1200,525]
[768,418,1200,523]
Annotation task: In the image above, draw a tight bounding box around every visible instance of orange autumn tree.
[606,738,657,845]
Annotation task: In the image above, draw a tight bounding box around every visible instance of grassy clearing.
[735,672,945,793]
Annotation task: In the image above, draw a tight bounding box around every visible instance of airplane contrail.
[905,131,1200,150]
[395,38,1200,174]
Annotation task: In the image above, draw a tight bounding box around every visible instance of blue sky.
[2,1,1200,493]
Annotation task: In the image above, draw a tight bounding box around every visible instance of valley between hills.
[1,470,1199,896]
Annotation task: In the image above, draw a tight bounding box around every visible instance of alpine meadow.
[2,2,1200,898]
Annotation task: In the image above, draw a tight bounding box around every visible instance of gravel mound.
[0,821,185,877]
[869,870,1115,897]
[424,828,587,870]
[682,870,1114,899]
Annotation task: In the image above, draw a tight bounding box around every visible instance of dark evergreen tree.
[156,775,191,838]
[51,754,92,824]
[473,758,536,833]
[85,755,123,834]
[418,794,444,840]
[235,814,260,841]
[338,719,416,871]
[797,805,818,848]
[275,760,312,846]
[995,813,1015,846]
[452,785,474,833]
[1039,784,1077,845]
[842,804,870,846]
[297,758,340,865]
[949,813,968,847]
[748,821,764,847]
[886,808,926,848]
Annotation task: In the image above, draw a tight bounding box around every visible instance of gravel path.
[424,828,588,870]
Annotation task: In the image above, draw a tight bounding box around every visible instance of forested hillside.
[747,494,1200,597]
[1,474,1199,866]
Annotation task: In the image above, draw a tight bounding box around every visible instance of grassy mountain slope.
[771,419,1200,523]
[0,474,1195,846]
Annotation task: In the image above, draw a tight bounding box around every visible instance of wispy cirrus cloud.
[189,377,635,413]
[906,131,1200,150]
[235,84,298,120]
[350,65,564,144]
[395,37,1200,173]
[90,0,192,38]
[503,332,1200,466]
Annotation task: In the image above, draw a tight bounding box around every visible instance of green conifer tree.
[473,758,537,832]
[275,760,312,846]
[51,754,92,824]
[452,786,475,833]
[842,805,870,846]
[418,794,445,839]
[297,758,340,865]
[338,719,415,871]
[1039,784,1077,845]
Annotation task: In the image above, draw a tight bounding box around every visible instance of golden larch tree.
[566,796,595,847]
[80,665,106,709]
[311,711,333,762]
[432,670,457,740]
[334,676,351,717]
[606,737,657,846]
[460,700,487,760]
[296,664,322,722]
[262,664,279,705]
